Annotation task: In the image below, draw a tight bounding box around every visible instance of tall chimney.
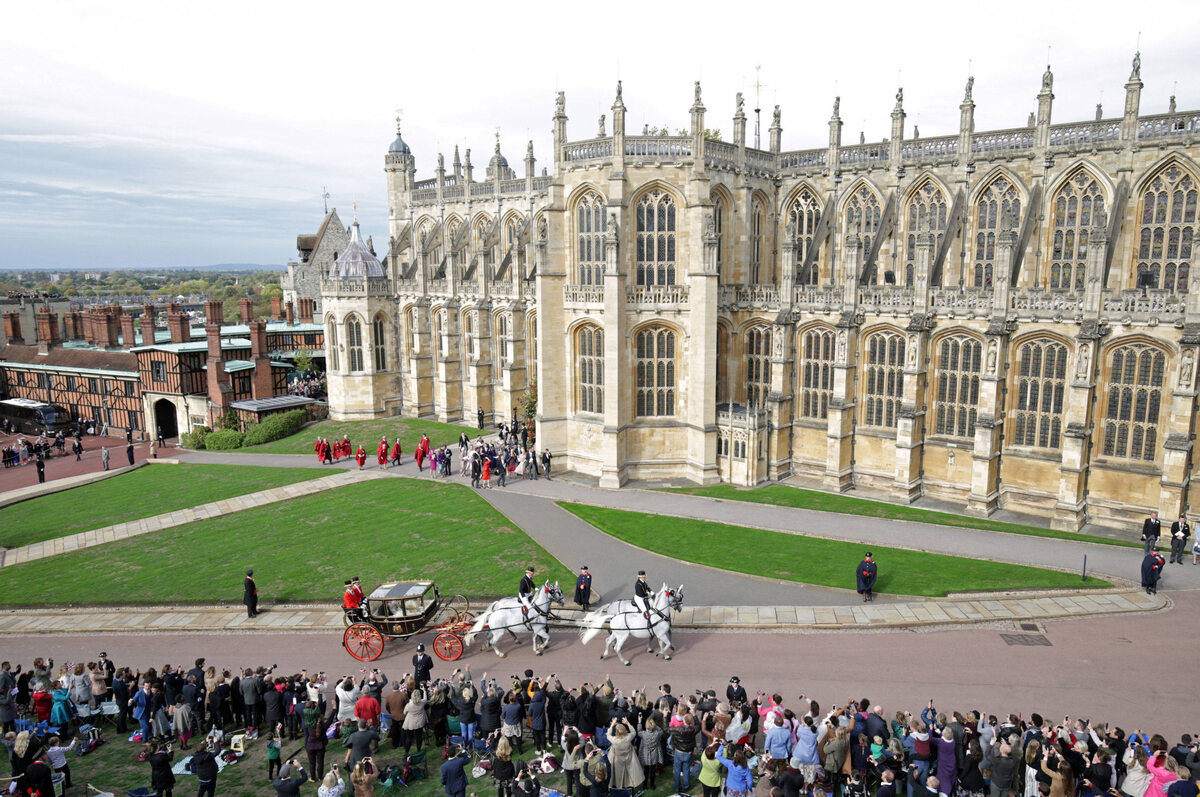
[66,310,83,341]
[100,308,121,350]
[35,308,61,355]
[300,298,314,324]
[248,320,274,399]
[167,307,188,344]
[3,312,24,345]
[206,316,231,414]
[141,304,156,344]
[205,299,225,327]
[120,314,136,348]
[285,300,295,326]
[270,296,283,321]
[239,298,254,324]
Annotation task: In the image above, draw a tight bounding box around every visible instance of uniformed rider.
[633,570,654,617]
[518,566,537,613]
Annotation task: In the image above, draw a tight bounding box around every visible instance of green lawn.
[0,479,573,605]
[0,464,326,548]
[664,484,1138,549]
[560,503,1109,597]
[237,415,490,455]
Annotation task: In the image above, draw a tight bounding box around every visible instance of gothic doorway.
[154,399,178,440]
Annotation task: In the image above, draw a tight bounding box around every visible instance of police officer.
[856,552,878,602]
[574,565,593,610]
[412,643,433,687]
[633,570,653,617]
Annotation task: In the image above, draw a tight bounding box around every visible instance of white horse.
[464,580,565,658]
[578,583,684,665]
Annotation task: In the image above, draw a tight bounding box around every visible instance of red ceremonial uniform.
[355,446,367,467]
[391,440,402,461]
[343,588,359,610]
[377,440,388,465]
[350,582,365,604]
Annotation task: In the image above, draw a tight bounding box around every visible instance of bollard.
[1082,554,1088,581]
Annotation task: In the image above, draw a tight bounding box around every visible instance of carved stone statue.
[694,80,702,103]
[774,330,785,359]
[964,76,974,103]
[1130,50,1141,81]
[772,104,781,126]
[608,212,619,238]
[1076,344,1091,378]
[1181,349,1194,387]
[555,91,565,115]
[907,335,918,366]
[837,330,848,361]
[736,92,744,114]
[913,125,920,139]
[1042,65,1053,91]
[598,114,606,137]
[895,87,904,106]
[833,96,840,117]
[705,211,716,237]
[1170,95,1177,114]
[615,80,623,101]
[1095,103,1103,121]
[987,340,998,373]
[860,131,866,145]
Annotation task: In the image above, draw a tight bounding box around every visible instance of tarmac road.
[3,590,1194,738]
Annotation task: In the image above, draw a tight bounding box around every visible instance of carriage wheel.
[450,594,471,623]
[433,632,464,661]
[344,623,385,662]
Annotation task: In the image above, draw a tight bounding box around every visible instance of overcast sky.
[2,0,1196,269]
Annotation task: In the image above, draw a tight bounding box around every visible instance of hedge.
[180,425,211,450]
[242,409,307,447]
[203,429,245,450]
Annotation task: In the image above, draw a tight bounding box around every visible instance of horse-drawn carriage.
[342,580,475,662]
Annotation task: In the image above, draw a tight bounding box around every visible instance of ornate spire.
[453,145,461,167]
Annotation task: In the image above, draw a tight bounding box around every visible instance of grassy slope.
[664,484,1138,549]
[0,464,326,548]
[560,502,1109,597]
[0,479,573,605]
[238,416,489,456]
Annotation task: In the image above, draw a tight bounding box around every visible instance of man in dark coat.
[244,569,258,617]
[441,746,470,797]
[412,643,433,687]
[126,441,135,465]
[477,408,485,429]
[857,552,878,602]
[193,741,220,797]
[574,565,593,610]
[1169,514,1190,564]
[725,676,747,706]
[519,567,537,611]
[1142,510,1162,555]
[35,455,45,484]
[1141,551,1164,594]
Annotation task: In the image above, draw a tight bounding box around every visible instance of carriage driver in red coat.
[343,579,364,623]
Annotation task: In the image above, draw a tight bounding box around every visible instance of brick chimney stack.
[298,298,313,324]
[141,304,156,344]
[167,303,189,344]
[248,320,274,399]
[204,299,224,327]
[99,307,122,350]
[239,298,254,324]
[206,313,231,415]
[65,310,83,341]
[285,300,295,326]
[35,307,61,355]
[120,313,136,349]
[270,296,283,321]
[3,312,23,345]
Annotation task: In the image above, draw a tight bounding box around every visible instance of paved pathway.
[0,469,381,567]
[0,589,1166,635]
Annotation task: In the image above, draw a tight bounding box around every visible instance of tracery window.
[1011,339,1067,449]
[933,335,981,438]
[464,313,476,360]
[635,326,676,416]
[1102,343,1166,461]
[843,185,881,271]
[636,189,676,286]
[528,316,538,371]
[576,192,607,285]
[790,189,821,284]
[432,310,445,360]
[711,190,730,283]
[799,328,834,419]
[577,325,604,414]
[372,313,387,371]
[497,314,508,364]
[974,177,1021,287]
[326,318,339,371]
[505,215,524,272]
[745,326,772,409]
[407,308,418,355]
[905,180,948,286]
[750,198,766,284]
[863,331,904,429]
[1050,171,1104,291]
[346,316,363,372]
[1135,164,1197,293]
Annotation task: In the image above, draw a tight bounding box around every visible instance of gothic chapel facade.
[320,56,1200,531]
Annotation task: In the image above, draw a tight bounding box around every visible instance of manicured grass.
[238,415,490,455]
[0,479,573,605]
[560,503,1110,596]
[0,464,326,548]
[663,484,1139,549]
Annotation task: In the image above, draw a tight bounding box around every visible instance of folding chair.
[406,750,428,780]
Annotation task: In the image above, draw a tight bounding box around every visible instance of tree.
[519,379,537,422]
[294,346,314,373]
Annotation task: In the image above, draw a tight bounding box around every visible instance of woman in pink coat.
[1144,750,1180,797]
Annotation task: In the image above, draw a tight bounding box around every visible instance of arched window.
[636,189,676,286]
[715,326,728,402]
[790,189,821,284]
[1011,339,1067,449]
[635,326,676,416]
[372,314,387,371]
[1102,343,1166,461]
[346,316,363,372]
[843,185,881,270]
[863,331,904,428]
[464,312,476,360]
[576,192,607,285]
[799,328,835,419]
[1135,164,1197,293]
[934,335,982,438]
[432,310,445,360]
[905,180,949,286]
[528,315,538,371]
[974,177,1021,287]
[497,314,509,364]
[1050,170,1104,291]
[745,326,772,408]
[326,318,339,371]
[505,214,523,270]
[407,307,418,355]
[711,190,730,284]
[750,198,766,284]
[577,325,604,414]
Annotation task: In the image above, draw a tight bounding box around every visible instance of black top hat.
[637,570,646,576]
[345,580,352,586]
[246,569,254,576]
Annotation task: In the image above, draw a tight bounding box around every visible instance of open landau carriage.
[343,580,474,662]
